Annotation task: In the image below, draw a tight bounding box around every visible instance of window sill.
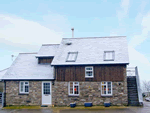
[19,93,29,95]
[101,95,112,97]
[68,95,79,97]
[85,76,94,78]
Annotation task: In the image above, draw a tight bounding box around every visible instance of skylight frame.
[66,52,78,62]
[104,51,115,61]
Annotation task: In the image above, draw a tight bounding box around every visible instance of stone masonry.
[5,81,42,105]
[52,81,128,106]
[52,66,128,106]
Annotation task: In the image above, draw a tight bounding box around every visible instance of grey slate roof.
[51,36,129,65]
[2,53,54,80]
[0,68,9,81]
[35,44,59,57]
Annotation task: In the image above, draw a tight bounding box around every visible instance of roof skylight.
[104,51,115,61]
[66,52,78,62]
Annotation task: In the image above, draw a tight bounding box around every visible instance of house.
[2,36,129,106]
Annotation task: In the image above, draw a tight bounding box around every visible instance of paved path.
[0,102,150,113]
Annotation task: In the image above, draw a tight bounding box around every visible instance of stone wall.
[52,81,128,106]
[5,81,42,105]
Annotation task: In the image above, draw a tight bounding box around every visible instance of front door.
[42,81,51,105]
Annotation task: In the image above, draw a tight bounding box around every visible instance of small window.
[85,66,94,78]
[101,82,112,96]
[68,82,79,96]
[19,81,29,94]
[66,52,78,62]
[38,57,53,64]
[104,51,115,61]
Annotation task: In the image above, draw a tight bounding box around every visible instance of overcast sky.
[0,0,150,82]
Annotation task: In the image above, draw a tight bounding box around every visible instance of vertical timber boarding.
[55,64,126,82]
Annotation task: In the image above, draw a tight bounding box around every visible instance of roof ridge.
[63,36,126,39]
[0,68,9,72]
[42,44,60,46]
[19,52,37,54]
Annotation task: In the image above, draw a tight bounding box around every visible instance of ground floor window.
[19,81,29,94]
[101,81,112,96]
[68,82,79,96]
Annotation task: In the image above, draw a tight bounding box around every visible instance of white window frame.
[85,66,94,78]
[19,81,29,94]
[68,82,79,96]
[104,51,115,61]
[101,81,112,96]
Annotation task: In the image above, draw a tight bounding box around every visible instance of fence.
[0,92,4,108]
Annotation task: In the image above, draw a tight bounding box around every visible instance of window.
[101,82,112,96]
[66,52,78,62]
[43,83,50,94]
[85,66,94,78]
[38,57,53,64]
[104,51,115,61]
[19,81,29,94]
[68,82,79,96]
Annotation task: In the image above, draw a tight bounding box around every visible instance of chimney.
[71,28,74,38]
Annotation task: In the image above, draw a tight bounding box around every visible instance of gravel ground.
[0,101,150,113]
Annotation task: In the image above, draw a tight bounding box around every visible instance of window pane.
[68,53,73,60]
[67,52,77,61]
[74,82,79,85]
[70,87,73,94]
[86,68,92,70]
[102,82,106,84]
[108,89,111,94]
[25,86,29,92]
[21,82,24,92]
[102,85,106,94]
[101,85,104,94]
[74,86,79,94]
[108,82,111,94]
[104,51,114,60]
[25,82,28,85]
[106,52,112,59]
[86,71,93,76]
[43,83,50,94]
[70,82,73,94]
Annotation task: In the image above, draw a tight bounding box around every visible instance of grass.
[3,105,41,109]
[3,105,128,111]
[52,105,128,111]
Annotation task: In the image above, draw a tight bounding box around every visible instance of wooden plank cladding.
[38,57,53,64]
[55,64,126,82]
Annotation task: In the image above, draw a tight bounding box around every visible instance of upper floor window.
[104,51,115,61]
[101,81,112,96]
[68,82,79,96]
[38,57,53,64]
[66,52,78,62]
[19,81,29,94]
[85,66,94,78]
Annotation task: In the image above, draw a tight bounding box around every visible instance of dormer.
[38,57,54,64]
[35,44,59,64]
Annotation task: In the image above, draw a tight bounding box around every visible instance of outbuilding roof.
[2,53,54,80]
[51,36,129,65]
[0,68,9,81]
[35,44,59,57]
